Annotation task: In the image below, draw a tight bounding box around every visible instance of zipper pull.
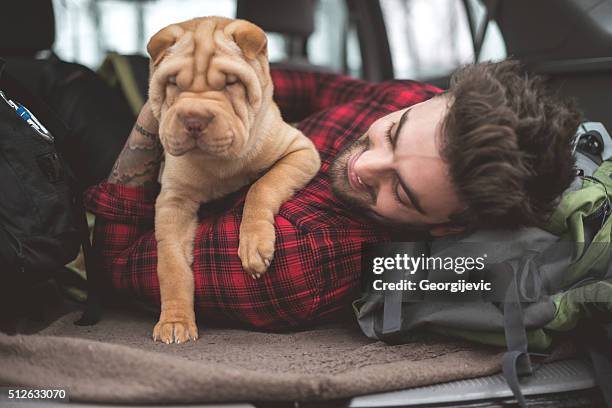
[15,103,55,143]
[0,90,55,143]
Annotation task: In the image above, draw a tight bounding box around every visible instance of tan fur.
[148,17,321,344]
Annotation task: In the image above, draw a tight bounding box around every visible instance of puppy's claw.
[238,220,276,276]
[153,316,198,344]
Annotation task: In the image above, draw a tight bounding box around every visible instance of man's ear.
[429,224,466,237]
[225,19,267,59]
[147,25,181,66]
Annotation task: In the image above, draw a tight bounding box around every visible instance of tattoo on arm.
[134,123,158,140]
[108,122,163,188]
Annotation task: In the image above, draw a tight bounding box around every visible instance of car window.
[52,0,357,74]
[380,0,507,80]
[53,0,237,68]
[51,0,504,81]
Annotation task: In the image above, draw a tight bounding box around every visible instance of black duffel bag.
[0,59,89,330]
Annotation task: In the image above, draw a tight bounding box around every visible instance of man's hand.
[108,101,162,188]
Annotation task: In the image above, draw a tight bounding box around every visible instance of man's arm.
[271,69,374,122]
[85,185,325,329]
[107,102,162,190]
[271,69,443,123]
[84,102,161,279]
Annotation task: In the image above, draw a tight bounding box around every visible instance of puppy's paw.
[238,220,275,278]
[153,313,198,344]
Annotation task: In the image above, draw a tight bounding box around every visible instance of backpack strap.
[500,261,550,407]
[97,52,145,116]
[379,242,429,340]
[501,262,532,407]
[73,193,102,326]
[382,268,403,335]
[56,143,103,326]
[579,320,612,405]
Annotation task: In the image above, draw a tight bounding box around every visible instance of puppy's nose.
[182,113,214,137]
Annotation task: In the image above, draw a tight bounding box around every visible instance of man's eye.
[167,76,177,85]
[384,122,395,146]
[392,178,411,209]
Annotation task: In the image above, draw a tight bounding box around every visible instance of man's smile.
[347,149,368,193]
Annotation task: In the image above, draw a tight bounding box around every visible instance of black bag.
[0,59,82,328]
[2,55,134,189]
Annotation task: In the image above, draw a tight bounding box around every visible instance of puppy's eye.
[167,76,177,86]
[226,74,239,86]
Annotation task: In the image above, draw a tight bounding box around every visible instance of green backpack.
[353,122,612,406]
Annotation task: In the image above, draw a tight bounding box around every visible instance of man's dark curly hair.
[440,59,582,229]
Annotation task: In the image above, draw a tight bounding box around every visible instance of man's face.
[331,95,464,236]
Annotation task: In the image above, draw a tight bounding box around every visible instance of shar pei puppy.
[147,16,321,344]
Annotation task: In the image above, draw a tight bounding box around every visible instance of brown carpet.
[0,305,507,404]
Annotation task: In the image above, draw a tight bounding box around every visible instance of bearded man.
[86,60,580,329]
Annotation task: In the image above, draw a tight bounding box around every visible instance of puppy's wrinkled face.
[147,17,271,158]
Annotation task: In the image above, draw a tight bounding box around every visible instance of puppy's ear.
[225,20,267,59]
[147,25,181,66]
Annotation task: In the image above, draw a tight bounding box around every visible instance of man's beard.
[330,135,433,234]
[330,135,373,214]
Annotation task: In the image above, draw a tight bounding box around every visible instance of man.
[85,60,580,330]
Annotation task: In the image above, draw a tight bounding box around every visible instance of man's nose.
[354,149,393,186]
